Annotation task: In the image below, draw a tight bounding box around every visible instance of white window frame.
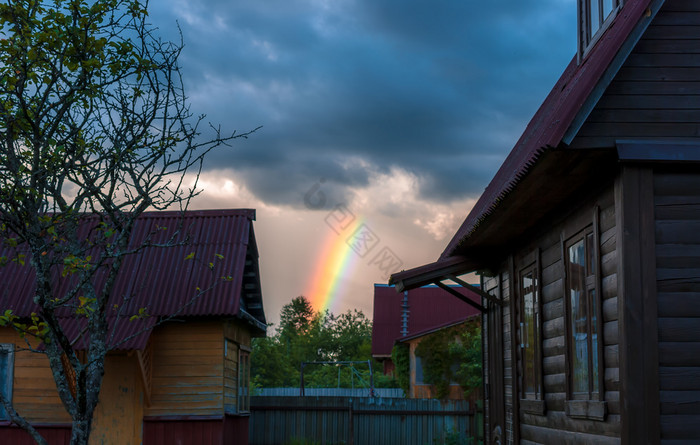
[578,0,624,60]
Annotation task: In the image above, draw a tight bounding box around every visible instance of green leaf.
[184,252,195,260]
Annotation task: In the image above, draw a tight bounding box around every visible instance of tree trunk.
[70,419,92,445]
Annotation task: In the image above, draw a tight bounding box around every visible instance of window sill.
[565,400,607,421]
[520,398,546,416]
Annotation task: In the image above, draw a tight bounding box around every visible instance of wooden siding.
[0,329,71,424]
[654,170,700,444]
[89,355,144,445]
[223,320,251,414]
[145,321,225,417]
[571,0,700,149]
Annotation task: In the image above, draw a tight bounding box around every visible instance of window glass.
[603,0,614,17]
[589,0,601,38]
[238,350,250,413]
[569,238,589,396]
[0,345,12,420]
[520,264,541,400]
[566,228,601,401]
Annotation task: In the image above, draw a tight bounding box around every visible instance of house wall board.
[89,354,144,445]
[145,321,225,417]
[654,169,700,443]
[0,328,71,424]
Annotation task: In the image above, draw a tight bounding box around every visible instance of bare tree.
[0,0,257,443]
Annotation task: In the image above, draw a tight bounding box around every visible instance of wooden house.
[371,284,481,376]
[0,209,266,445]
[391,0,700,443]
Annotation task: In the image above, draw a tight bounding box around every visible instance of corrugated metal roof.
[0,209,264,349]
[396,314,480,344]
[370,284,481,357]
[440,0,655,260]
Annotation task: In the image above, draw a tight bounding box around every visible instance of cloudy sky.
[148,0,578,326]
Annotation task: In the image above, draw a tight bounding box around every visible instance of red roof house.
[0,209,266,445]
[371,284,481,375]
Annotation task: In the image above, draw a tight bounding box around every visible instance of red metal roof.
[0,209,264,349]
[396,314,480,344]
[371,284,481,357]
[440,0,654,260]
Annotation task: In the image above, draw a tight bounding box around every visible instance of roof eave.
[389,256,476,292]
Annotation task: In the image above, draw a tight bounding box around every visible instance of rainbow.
[305,217,364,314]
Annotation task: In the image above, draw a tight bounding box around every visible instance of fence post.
[348,399,354,445]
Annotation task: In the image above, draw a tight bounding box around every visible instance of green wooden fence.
[249,396,483,445]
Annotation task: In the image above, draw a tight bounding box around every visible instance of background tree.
[252,296,396,390]
[0,0,255,443]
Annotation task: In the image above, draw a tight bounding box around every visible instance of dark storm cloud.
[150,0,577,206]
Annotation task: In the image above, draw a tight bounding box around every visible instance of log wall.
[654,169,700,444]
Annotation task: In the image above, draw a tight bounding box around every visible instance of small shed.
[392,0,700,444]
[0,209,266,445]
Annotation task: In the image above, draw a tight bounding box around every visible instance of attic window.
[578,0,623,59]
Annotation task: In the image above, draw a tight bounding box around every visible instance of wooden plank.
[652,12,700,26]
[659,367,700,390]
[589,108,700,124]
[656,245,700,270]
[595,94,700,109]
[601,249,617,278]
[654,171,700,195]
[660,390,700,415]
[660,0,700,11]
[605,345,620,369]
[542,336,565,358]
[658,318,700,342]
[655,204,700,221]
[658,342,700,366]
[602,274,618,300]
[660,415,700,440]
[520,412,621,437]
[605,80,700,95]
[542,278,563,303]
[656,221,700,244]
[603,320,619,345]
[542,354,565,376]
[603,296,618,322]
[543,297,564,321]
[657,292,700,318]
[580,122,700,138]
[543,373,566,394]
[644,25,700,40]
[616,65,700,81]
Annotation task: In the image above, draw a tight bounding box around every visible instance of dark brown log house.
[391,0,700,443]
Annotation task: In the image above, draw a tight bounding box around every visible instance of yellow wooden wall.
[145,321,225,417]
[0,319,245,441]
[0,328,70,424]
[223,320,251,414]
[89,354,144,445]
